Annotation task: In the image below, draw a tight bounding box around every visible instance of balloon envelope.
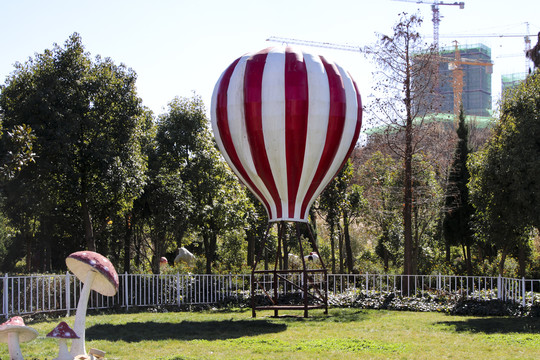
[211,46,362,222]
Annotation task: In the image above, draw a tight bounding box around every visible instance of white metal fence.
[0,273,538,318]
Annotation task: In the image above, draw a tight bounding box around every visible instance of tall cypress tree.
[443,106,475,275]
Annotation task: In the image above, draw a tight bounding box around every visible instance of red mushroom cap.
[1,317,24,327]
[0,316,38,343]
[66,251,119,296]
[47,321,79,339]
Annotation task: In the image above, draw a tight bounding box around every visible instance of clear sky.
[1,0,538,118]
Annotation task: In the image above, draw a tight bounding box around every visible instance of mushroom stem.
[54,338,71,360]
[7,331,23,360]
[70,270,97,356]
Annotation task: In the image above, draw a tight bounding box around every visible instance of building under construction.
[437,43,493,117]
[501,72,527,94]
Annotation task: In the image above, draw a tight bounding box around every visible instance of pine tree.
[443,105,474,275]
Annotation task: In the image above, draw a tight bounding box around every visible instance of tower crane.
[392,0,465,51]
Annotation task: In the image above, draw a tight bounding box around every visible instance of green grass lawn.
[5,308,540,359]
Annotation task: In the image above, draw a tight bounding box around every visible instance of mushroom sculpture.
[305,252,319,262]
[174,247,195,266]
[0,316,38,360]
[304,252,320,269]
[47,321,79,360]
[66,251,119,357]
[159,257,168,267]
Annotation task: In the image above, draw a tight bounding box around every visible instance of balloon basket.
[250,222,328,318]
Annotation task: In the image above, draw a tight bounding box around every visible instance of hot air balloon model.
[211,46,362,317]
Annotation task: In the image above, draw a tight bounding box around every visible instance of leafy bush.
[324,288,539,317]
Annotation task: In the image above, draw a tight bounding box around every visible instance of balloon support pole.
[250,221,328,318]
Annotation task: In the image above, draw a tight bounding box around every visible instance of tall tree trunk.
[403,41,414,276]
[309,208,318,247]
[203,232,217,274]
[343,211,354,273]
[401,36,415,300]
[150,231,165,274]
[463,244,473,276]
[278,233,283,271]
[498,248,508,276]
[404,145,413,276]
[280,223,288,270]
[151,252,159,274]
[338,227,344,274]
[412,206,419,275]
[329,223,336,273]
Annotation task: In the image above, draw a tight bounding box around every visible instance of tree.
[0,33,148,268]
[367,13,440,275]
[152,95,250,274]
[443,105,475,275]
[468,70,540,275]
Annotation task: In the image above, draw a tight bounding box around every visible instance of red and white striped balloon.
[211,47,362,222]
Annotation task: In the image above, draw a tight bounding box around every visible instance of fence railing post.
[176,273,181,306]
[497,275,502,300]
[522,277,526,307]
[3,274,8,319]
[65,272,71,317]
[365,272,368,292]
[124,272,129,311]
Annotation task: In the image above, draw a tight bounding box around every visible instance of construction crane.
[439,41,493,122]
[265,36,365,53]
[392,0,465,50]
